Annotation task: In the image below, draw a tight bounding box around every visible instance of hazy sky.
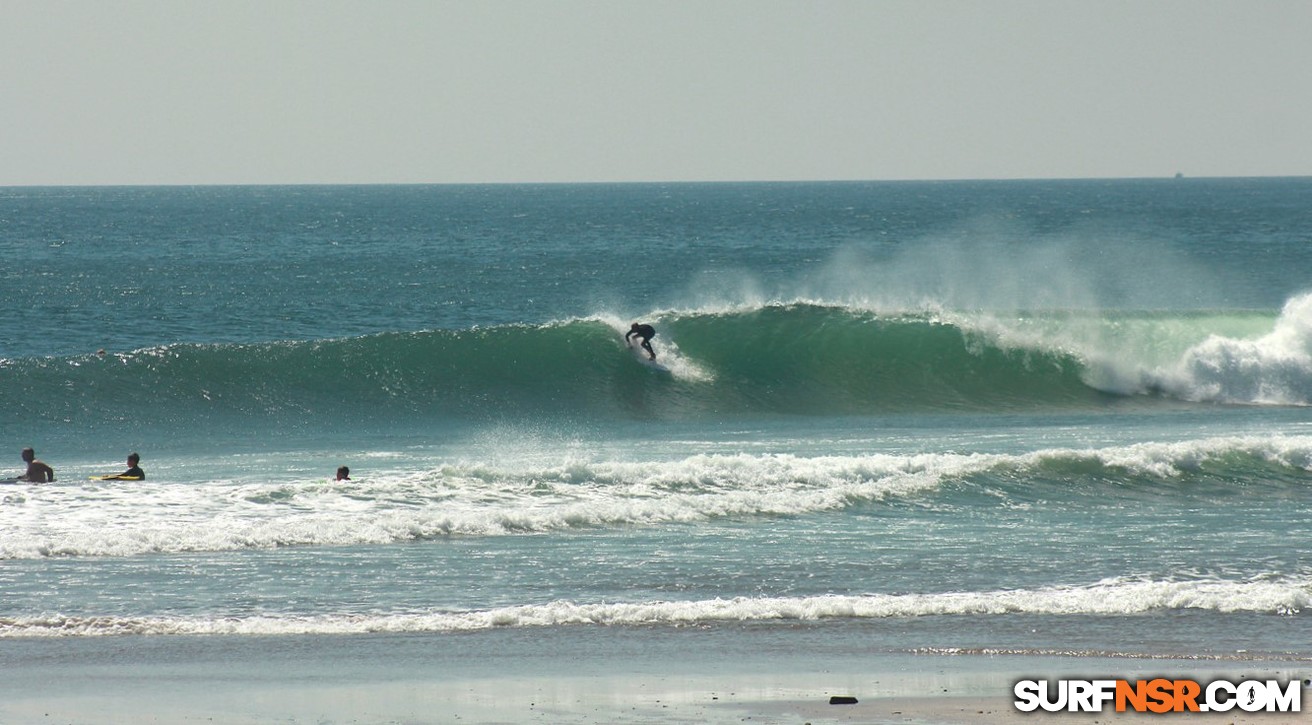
[3,0,1309,185]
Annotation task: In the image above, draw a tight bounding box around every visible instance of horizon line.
[3,173,1310,189]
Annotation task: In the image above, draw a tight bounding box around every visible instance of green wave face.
[7,302,1289,439]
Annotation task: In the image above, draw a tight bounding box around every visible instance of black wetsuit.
[626,324,657,358]
[104,466,144,480]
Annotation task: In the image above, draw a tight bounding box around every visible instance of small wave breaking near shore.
[3,576,1307,638]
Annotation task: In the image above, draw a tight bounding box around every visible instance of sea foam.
[3,577,1305,638]
[2,435,1310,560]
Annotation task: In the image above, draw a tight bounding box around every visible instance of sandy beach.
[1,626,1307,724]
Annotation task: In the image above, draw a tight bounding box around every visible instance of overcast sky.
[3,0,1309,185]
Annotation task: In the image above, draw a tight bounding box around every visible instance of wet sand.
[0,628,1307,724]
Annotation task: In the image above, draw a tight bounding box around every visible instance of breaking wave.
[2,294,1309,439]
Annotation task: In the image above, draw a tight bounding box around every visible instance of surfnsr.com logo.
[1013,678,1303,714]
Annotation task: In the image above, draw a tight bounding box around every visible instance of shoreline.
[1,627,1308,724]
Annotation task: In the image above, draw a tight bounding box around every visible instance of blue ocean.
[2,180,1311,674]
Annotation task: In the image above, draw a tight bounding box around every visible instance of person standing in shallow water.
[18,447,55,482]
[626,322,657,361]
[336,466,351,481]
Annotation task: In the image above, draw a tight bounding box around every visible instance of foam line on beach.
[3,577,1308,638]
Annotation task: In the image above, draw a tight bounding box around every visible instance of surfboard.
[89,475,142,481]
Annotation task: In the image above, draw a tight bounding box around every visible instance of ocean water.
[2,179,1311,664]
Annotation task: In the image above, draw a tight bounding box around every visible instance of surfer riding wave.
[626,322,657,361]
